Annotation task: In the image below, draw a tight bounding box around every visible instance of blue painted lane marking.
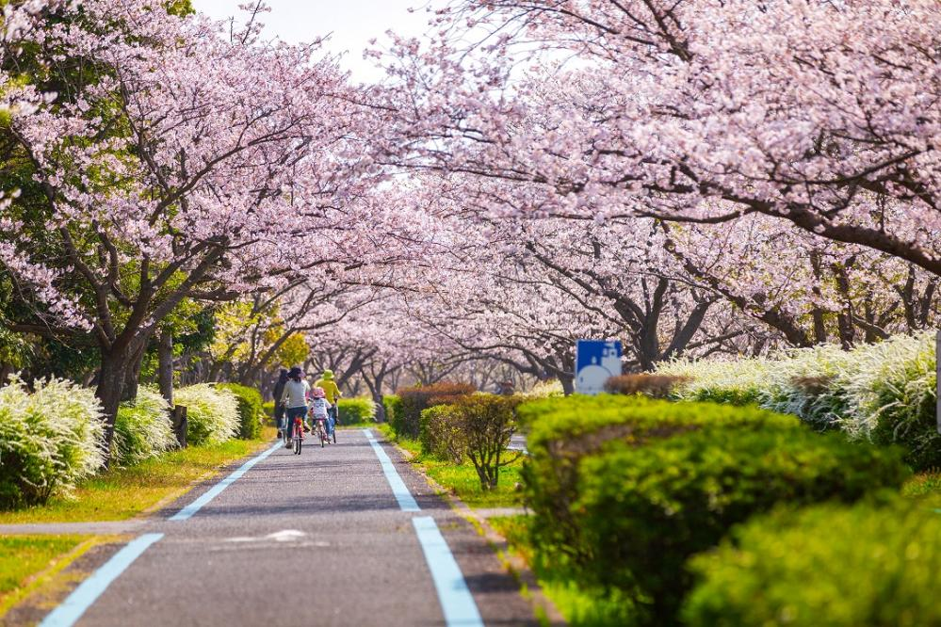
[40,533,164,627]
[363,429,420,512]
[413,516,485,627]
[170,440,282,521]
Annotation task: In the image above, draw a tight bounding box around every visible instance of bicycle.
[291,416,304,455]
[312,415,328,448]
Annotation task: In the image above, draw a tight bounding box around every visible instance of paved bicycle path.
[41,429,537,627]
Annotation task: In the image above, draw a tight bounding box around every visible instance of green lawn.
[0,535,89,617]
[374,424,524,509]
[0,429,276,524]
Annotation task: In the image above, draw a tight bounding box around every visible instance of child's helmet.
[312,386,326,399]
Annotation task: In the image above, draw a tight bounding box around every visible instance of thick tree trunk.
[559,374,575,396]
[96,348,130,458]
[158,330,174,406]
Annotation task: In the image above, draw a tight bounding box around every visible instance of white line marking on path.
[363,428,419,512]
[413,516,486,627]
[40,533,164,627]
[364,429,485,626]
[170,440,282,521]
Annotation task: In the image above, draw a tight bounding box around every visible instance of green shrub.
[419,404,464,462]
[113,387,175,465]
[175,384,239,445]
[262,400,275,418]
[382,394,402,426]
[393,382,475,438]
[337,397,376,425]
[0,378,106,508]
[684,497,941,627]
[574,428,909,624]
[453,394,523,490]
[521,395,801,546]
[218,383,264,439]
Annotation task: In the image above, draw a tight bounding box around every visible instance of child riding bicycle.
[308,386,334,441]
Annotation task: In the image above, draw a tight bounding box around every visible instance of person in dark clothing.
[273,368,288,437]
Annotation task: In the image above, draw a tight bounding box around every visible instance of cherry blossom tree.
[0,0,372,444]
[377,0,941,276]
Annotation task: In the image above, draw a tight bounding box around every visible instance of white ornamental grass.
[0,377,106,507]
[524,380,565,399]
[113,386,176,466]
[657,357,775,405]
[834,332,935,440]
[175,384,239,445]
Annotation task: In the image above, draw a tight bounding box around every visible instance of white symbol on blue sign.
[575,340,622,395]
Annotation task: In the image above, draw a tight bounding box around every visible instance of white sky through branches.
[191,0,431,82]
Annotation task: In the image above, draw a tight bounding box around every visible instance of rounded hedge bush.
[0,377,106,508]
[393,382,475,438]
[382,394,403,426]
[575,428,910,624]
[684,497,941,627]
[336,397,377,425]
[175,384,239,445]
[113,387,175,465]
[218,383,264,439]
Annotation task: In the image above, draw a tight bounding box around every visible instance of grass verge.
[375,424,524,509]
[0,428,276,524]
[0,534,92,618]
[490,515,635,626]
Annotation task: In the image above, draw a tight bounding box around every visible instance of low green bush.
[0,378,106,508]
[454,394,523,490]
[262,400,275,418]
[574,428,909,624]
[521,395,801,556]
[382,394,402,426]
[393,382,475,438]
[419,404,463,463]
[684,497,941,627]
[175,384,239,445]
[218,383,264,439]
[113,387,175,465]
[336,397,376,425]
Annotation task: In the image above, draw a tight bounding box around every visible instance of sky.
[191,0,433,82]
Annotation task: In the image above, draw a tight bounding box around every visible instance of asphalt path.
[39,429,537,627]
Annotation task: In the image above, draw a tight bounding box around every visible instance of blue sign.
[575,340,623,395]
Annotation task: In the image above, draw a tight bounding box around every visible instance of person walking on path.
[315,369,342,432]
[272,368,289,437]
[280,367,310,446]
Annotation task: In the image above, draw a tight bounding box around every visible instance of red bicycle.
[291,416,304,455]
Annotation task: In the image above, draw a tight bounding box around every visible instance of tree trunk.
[158,330,174,406]
[122,339,148,402]
[96,348,130,457]
[559,373,575,396]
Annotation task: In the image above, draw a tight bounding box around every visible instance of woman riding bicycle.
[280,367,309,447]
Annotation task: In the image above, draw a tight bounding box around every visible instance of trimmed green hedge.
[337,397,376,425]
[382,394,402,427]
[218,383,264,440]
[684,497,941,627]
[520,395,909,626]
[392,382,475,438]
[576,428,909,623]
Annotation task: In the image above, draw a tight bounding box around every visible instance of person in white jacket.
[280,366,310,445]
